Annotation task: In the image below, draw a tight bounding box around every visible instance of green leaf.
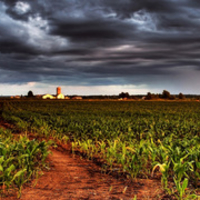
[196,162,200,169]
[19,154,29,159]
[182,178,188,192]
[12,168,27,182]
[0,156,4,164]
[5,164,15,176]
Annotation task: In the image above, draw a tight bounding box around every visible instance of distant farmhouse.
[72,96,82,100]
[42,87,69,99]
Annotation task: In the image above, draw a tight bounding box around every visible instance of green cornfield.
[1,100,200,199]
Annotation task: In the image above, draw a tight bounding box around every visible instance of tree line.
[119,90,186,100]
[16,90,194,100]
[145,90,185,100]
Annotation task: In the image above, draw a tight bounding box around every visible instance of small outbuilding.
[42,94,55,99]
[57,93,65,99]
[72,96,82,100]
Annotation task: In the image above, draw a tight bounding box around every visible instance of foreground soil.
[3,148,163,200]
[0,120,164,200]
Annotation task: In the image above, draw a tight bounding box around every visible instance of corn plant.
[173,178,197,200]
[0,128,52,197]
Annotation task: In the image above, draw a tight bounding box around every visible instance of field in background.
[1,100,200,199]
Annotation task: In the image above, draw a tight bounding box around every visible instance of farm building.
[42,94,55,99]
[72,96,82,100]
[57,93,65,99]
[42,87,65,99]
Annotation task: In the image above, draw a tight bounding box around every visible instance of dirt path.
[0,120,163,200]
[3,147,162,200]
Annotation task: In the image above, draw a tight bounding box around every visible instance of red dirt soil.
[0,120,165,200]
[2,148,163,200]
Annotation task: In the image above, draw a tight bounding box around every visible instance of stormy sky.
[0,0,200,95]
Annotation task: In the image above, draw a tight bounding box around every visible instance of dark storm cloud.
[0,0,200,92]
[99,0,178,18]
[0,39,39,55]
[49,18,131,41]
[52,49,94,56]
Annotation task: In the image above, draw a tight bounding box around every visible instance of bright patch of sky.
[29,14,49,30]
[0,82,151,96]
[14,1,31,15]
[0,2,67,52]
[24,15,68,52]
[106,44,144,55]
[108,45,134,52]
[105,12,117,18]
[128,9,157,32]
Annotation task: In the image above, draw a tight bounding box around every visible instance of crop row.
[0,126,52,198]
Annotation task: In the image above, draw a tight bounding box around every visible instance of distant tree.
[146,92,152,100]
[146,92,160,100]
[169,95,176,100]
[178,93,185,100]
[119,92,130,99]
[125,92,130,98]
[162,90,171,99]
[27,90,34,98]
[130,95,136,100]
